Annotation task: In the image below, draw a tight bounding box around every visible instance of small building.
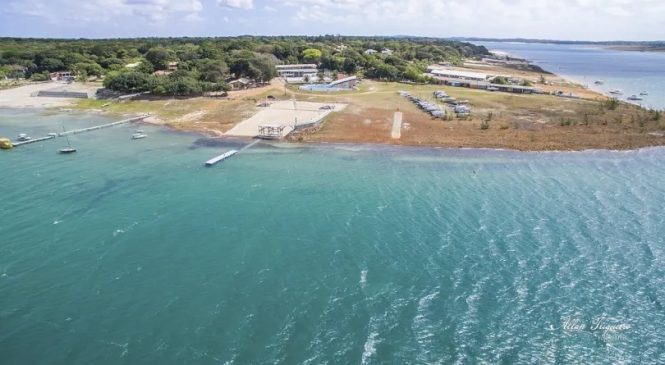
[364,49,378,55]
[125,62,141,69]
[153,70,172,76]
[49,71,73,81]
[168,62,179,72]
[381,48,393,56]
[228,78,255,90]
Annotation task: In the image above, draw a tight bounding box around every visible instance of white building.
[381,48,393,56]
[364,49,378,55]
[427,68,491,82]
[275,64,318,78]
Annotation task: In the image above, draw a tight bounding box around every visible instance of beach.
[0,82,99,109]
[2,59,664,152]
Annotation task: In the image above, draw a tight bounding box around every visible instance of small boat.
[17,133,31,141]
[640,91,648,96]
[609,89,623,95]
[59,147,77,154]
[594,80,604,85]
[627,95,643,101]
[131,133,147,140]
[59,126,77,154]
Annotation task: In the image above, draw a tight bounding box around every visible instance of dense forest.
[0,36,489,96]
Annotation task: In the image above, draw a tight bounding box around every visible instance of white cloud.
[272,0,665,40]
[4,0,204,24]
[217,0,254,10]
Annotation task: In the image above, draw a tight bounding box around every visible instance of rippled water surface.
[1,110,665,364]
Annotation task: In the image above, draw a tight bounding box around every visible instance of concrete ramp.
[391,111,403,139]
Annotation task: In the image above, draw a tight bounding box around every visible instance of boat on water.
[609,89,623,95]
[594,80,604,85]
[640,91,648,96]
[59,147,77,154]
[59,126,77,154]
[131,132,147,140]
[17,133,31,141]
[627,95,643,101]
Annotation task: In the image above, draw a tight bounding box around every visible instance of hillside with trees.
[0,36,489,96]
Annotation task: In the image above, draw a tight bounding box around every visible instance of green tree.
[302,48,322,64]
[145,47,174,70]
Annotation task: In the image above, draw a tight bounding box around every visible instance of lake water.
[475,41,665,110]
[2,110,665,363]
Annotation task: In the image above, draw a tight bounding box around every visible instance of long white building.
[275,64,318,78]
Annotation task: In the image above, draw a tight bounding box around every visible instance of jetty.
[204,139,261,167]
[11,135,56,147]
[58,115,148,136]
[205,150,238,166]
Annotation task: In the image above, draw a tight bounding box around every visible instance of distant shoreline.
[461,38,665,53]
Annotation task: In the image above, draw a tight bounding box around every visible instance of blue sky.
[1,0,664,41]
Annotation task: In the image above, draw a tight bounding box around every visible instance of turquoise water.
[2,110,665,364]
[475,41,665,110]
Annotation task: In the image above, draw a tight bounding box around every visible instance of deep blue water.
[2,110,665,364]
[475,41,665,110]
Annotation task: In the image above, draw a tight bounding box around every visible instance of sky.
[0,0,664,41]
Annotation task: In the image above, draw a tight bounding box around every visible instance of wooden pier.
[58,115,148,136]
[11,135,56,147]
[205,150,238,166]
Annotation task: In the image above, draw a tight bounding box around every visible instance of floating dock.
[205,150,238,166]
[11,135,56,147]
[58,115,148,136]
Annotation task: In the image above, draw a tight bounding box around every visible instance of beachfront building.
[275,64,319,84]
[427,68,492,88]
[275,64,318,78]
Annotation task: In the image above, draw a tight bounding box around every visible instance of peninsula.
[1,36,663,151]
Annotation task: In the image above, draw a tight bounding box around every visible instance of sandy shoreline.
[2,66,663,152]
[0,82,99,109]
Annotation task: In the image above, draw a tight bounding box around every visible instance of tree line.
[0,36,489,96]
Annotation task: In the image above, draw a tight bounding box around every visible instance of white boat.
[627,95,643,101]
[59,126,77,154]
[131,133,147,140]
[17,133,31,141]
[609,89,623,95]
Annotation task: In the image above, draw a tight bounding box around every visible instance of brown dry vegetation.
[74,69,665,151]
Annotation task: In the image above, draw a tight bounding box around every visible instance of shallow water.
[1,110,665,363]
[476,41,665,110]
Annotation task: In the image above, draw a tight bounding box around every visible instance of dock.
[11,135,56,147]
[58,115,148,136]
[205,150,238,166]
